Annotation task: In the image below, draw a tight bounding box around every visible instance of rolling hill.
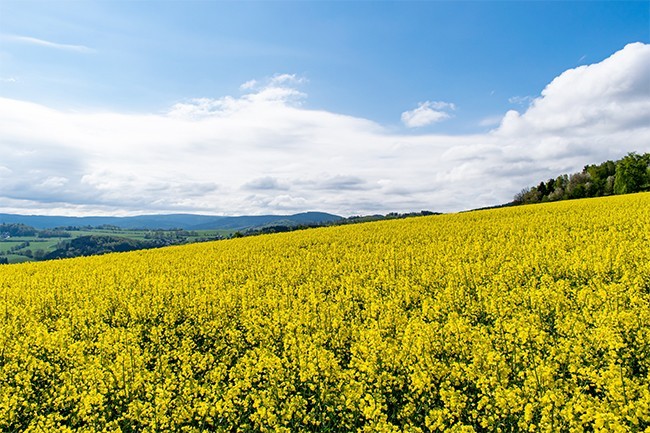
[0,211,342,231]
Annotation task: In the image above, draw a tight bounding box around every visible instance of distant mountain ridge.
[0,212,343,231]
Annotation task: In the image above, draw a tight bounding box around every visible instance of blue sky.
[0,1,649,216]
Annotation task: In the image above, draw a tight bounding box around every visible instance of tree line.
[238,211,440,237]
[514,152,650,205]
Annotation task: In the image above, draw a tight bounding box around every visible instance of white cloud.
[497,42,650,136]
[508,95,533,106]
[478,115,503,128]
[401,101,456,128]
[169,77,306,120]
[0,43,649,217]
[240,79,258,90]
[39,176,69,188]
[2,34,94,53]
[270,73,306,86]
[243,177,289,191]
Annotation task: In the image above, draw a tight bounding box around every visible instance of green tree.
[585,160,616,196]
[546,174,568,201]
[0,223,37,237]
[513,187,542,204]
[566,172,589,199]
[614,152,648,194]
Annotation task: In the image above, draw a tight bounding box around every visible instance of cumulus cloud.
[401,101,456,128]
[0,43,649,216]
[498,42,650,137]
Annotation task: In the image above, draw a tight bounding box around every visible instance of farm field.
[0,228,229,264]
[1,193,649,432]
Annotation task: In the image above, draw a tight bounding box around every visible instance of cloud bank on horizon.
[1,42,649,217]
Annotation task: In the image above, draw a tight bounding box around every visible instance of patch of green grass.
[1,238,64,253]
[29,240,61,250]
[73,229,153,240]
[0,240,33,253]
[5,254,33,264]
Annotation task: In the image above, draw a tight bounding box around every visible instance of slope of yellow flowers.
[1,193,649,432]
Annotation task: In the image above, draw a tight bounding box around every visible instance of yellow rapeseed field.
[1,193,649,432]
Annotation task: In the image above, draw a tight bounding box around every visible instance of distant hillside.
[189,212,343,231]
[0,212,342,231]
